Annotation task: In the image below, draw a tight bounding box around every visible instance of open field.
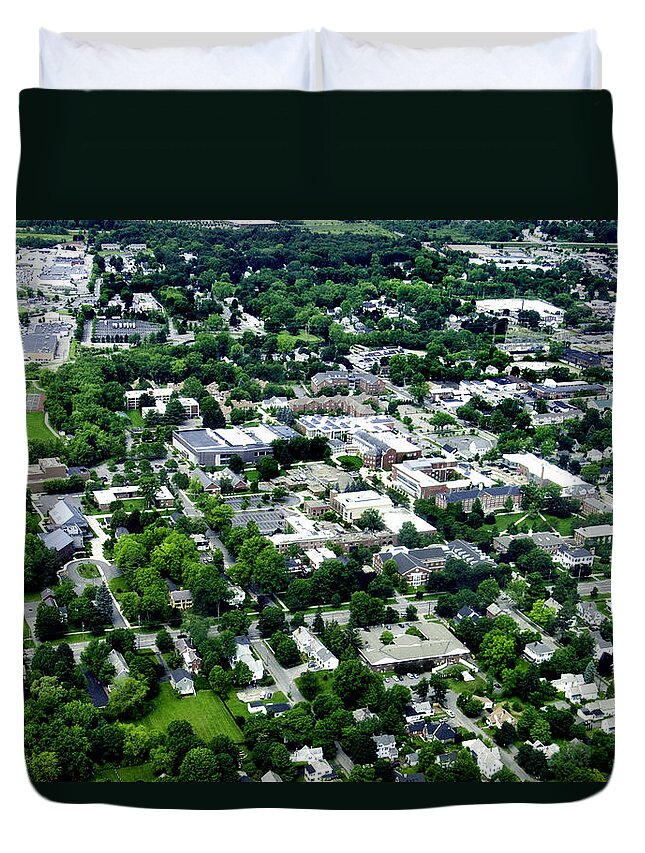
[128,409,145,428]
[298,220,397,237]
[140,682,244,743]
[93,762,156,782]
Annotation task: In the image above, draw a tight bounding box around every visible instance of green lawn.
[128,409,145,428]
[26,411,55,443]
[93,762,156,782]
[299,220,396,237]
[109,577,130,597]
[140,682,244,743]
[76,563,100,579]
[295,670,334,696]
[23,620,31,640]
[277,329,323,352]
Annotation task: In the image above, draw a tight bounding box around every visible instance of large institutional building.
[172,424,297,467]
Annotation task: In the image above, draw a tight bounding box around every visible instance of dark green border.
[34,781,606,809]
[18,90,616,219]
[19,88,615,808]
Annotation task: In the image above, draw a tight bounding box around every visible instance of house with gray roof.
[39,528,77,562]
[169,668,195,696]
[48,498,90,539]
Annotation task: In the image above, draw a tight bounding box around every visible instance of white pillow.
[321,30,600,90]
[40,29,316,90]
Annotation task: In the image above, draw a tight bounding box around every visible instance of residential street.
[444,691,536,782]
[250,637,305,704]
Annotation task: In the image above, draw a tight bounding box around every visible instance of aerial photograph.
[18,219,615,785]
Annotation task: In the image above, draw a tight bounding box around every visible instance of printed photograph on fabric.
[18,219,615,785]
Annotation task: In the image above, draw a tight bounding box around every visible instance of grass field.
[109,577,130,597]
[277,329,323,352]
[16,230,78,244]
[94,762,156,782]
[128,409,145,428]
[299,220,396,237]
[140,682,244,743]
[26,411,56,443]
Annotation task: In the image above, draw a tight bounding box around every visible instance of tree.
[200,396,226,429]
[298,671,321,701]
[104,676,149,721]
[430,411,457,432]
[232,660,253,687]
[452,748,482,782]
[380,630,395,646]
[493,721,517,747]
[405,604,418,621]
[312,607,325,635]
[257,456,280,481]
[95,583,113,624]
[179,747,221,782]
[81,639,116,683]
[349,591,385,628]
[356,509,385,532]
[478,631,517,675]
[155,629,174,653]
[270,631,300,667]
[193,571,232,617]
[34,602,65,641]
[258,606,286,638]
[138,473,159,509]
[583,660,598,684]
[456,693,485,718]
[429,674,447,704]
[208,666,233,697]
[516,744,550,780]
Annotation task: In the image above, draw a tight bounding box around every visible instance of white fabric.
[321,30,600,90]
[40,29,316,90]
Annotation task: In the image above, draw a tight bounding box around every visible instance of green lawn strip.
[109,577,130,597]
[24,591,41,602]
[224,691,252,721]
[93,762,156,782]
[140,682,244,743]
[299,220,396,237]
[128,409,145,428]
[23,620,31,639]
[26,411,56,443]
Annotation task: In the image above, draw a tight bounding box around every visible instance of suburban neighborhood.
[19,219,615,785]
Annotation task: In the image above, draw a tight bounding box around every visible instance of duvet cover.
[17,89,617,809]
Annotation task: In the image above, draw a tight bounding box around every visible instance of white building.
[372,734,399,761]
[292,626,339,671]
[462,739,503,779]
[234,636,264,682]
[329,490,393,522]
[503,452,596,497]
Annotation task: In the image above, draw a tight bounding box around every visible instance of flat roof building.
[358,621,468,672]
[172,424,297,467]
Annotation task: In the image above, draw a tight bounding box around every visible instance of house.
[462,739,503,779]
[291,746,324,764]
[169,589,193,610]
[590,631,613,662]
[40,588,58,607]
[394,771,426,783]
[48,498,90,539]
[352,707,376,723]
[436,752,458,769]
[472,695,494,712]
[573,524,613,547]
[551,673,598,704]
[174,637,202,673]
[525,740,560,759]
[266,703,291,717]
[247,701,268,715]
[39,528,77,563]
[261,771,283,782]
[426,721,457,743]
[487,705,517,729]
[486,602,502,619]
[373,544,447,587]
[543,596,562,613]
[292,626,339,671]
[403,701,433,723]
[524,641,556,664]
[106,649,130,690]
[358,620,468,672]
[553,544,594,573]
[234,636,264,682]
[576,698,615,728]
[576,601,603,628]
[169,668,195,696]
[406,751,420,767]
[304,759,337,782]
[455,605,481,623]
[372,734,399,761]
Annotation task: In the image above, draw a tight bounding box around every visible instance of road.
[444,691,535,782]
[250,638,305,704]
[178,490,235,568]
[578,578,611,596]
